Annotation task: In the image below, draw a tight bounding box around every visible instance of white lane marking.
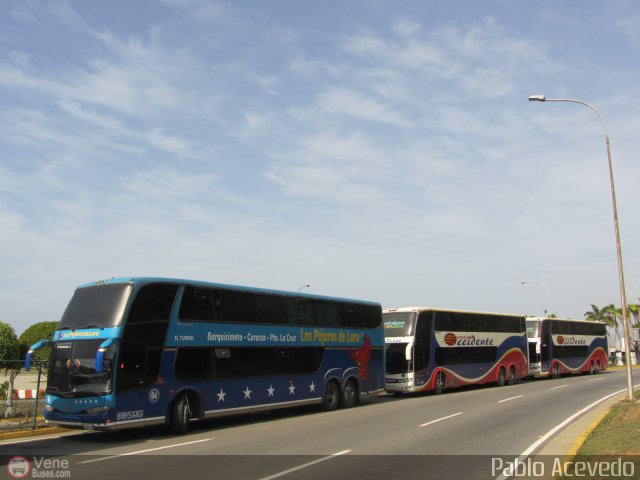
[78,438,213,464]
[419,411,464,427]
[495,386,633,480]
[588,377,604,382]
[258,449,352,480]
[498,395,524,403]
[548,384,569,390]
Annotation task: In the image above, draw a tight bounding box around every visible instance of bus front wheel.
[551,363,560,379]
[322,381,340,411]
[434,371,446,395]
[170,394,191,435]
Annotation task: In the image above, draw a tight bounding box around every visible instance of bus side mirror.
[25,340,51,371]
[96,339,118,373]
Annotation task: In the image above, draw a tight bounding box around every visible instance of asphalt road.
[0,370,632,480]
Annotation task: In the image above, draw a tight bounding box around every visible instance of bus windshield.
[59,284,132,330]
[47,340,115,397]
[383,312,416,337]
[386,343,411,374]
[526,320,541,338]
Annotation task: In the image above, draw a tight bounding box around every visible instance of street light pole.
[298,284,310,293]
[528,95,634,401]
[521,280,551,316]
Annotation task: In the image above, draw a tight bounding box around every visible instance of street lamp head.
[528,95,546,102]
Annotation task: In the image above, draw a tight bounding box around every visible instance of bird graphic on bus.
[349,335,372,380]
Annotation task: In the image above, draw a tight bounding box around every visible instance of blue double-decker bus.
[26,277,384,434]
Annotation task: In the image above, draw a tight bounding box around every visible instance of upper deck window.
[59,284,132,330]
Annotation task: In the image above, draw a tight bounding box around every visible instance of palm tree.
[602,304,622,349]
[586,304,617,352]
[628,302,640,349]
[584,304,606,323]
[628,302,640,329]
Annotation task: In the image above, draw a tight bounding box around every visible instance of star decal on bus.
[267,385,275,397]
[217,388,226,403]
[309,382,316,392]
[243,386,252,399]
[288,382,296,395]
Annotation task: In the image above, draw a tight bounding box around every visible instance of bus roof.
[383,307,525,317]
[526,316,606,324]
[77,277,380,307]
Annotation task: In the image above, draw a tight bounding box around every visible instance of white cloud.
[315,87,412,127]
[343,32,451,74]
[265,131,395,204]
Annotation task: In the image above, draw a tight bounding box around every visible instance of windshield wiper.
[69,370,104,383]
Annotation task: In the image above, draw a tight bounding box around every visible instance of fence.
[0,360,46,431]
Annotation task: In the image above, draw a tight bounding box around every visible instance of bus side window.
[434,312,451,331]
[179,287,220,322]
[414,316,430,370]
[213,348,233,379]
[128,284,177,323]
[174,347,212,380]
[540,321,551,362]
[116,342,147,391]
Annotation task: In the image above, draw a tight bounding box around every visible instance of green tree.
[0,322,20,417]
[18,321,58,362]
[0,322,19,361]
[585,304,607,323]
[586,303,621,347]
[628,302,640,329]
[602,304,623,349]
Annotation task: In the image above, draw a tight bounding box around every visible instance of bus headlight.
[85,405,110,415]
[44,405,54,412]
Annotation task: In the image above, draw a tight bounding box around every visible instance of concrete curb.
[0,426,70,441]
[564,405,613,458]
[536,392,628,458]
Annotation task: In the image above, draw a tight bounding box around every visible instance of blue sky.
[1,0,639,335]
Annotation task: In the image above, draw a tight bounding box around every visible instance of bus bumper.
[528,363,545,377]
[385,375,415,393]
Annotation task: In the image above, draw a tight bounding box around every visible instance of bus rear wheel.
[341,379,359,408]
[170,394,191,435]
[497,367,506,387]
[322,381,340,411]
[507,366,516,385]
